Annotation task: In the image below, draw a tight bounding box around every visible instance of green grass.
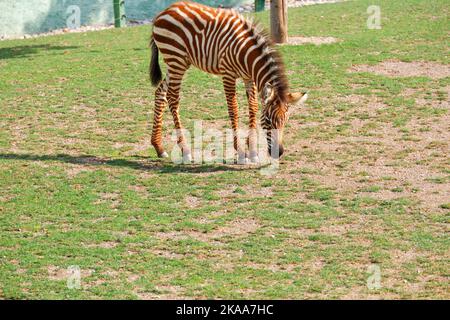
[0,0,448,299]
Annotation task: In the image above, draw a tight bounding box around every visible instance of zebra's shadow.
[0,153,254,174]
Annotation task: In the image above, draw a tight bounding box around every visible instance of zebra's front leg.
[223,75,247,164]
[245,81,259,164]
[167,69,192,163]
[151,78,169,158]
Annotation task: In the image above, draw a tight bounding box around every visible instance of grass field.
[0,0,448,299]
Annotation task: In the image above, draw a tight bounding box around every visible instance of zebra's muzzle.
[268,144,284,159]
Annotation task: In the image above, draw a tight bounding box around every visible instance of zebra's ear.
[287,91,308,116]
[262,84,275,105]
[287,91,308,106]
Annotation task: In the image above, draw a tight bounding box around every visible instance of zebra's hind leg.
[245,81,259,164]
[151,77,169,158]
[223,75,247,164]
[166,67,192,163]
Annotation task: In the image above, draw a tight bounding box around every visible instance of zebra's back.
[152,1,252,76]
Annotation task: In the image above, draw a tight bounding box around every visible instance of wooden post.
[270,0,288,43]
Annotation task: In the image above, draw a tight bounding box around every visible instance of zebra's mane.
[229,10,290,103]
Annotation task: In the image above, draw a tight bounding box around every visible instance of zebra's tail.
[149,37,162,87]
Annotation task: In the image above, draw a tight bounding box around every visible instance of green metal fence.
[255,0,266,12]
[113,0,126,28]
[0,0,256,38]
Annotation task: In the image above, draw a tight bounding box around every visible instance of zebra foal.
[149,1,307,163]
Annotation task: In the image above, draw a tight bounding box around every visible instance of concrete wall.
[0,0,250,39]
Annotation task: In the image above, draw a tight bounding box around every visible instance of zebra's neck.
[238,26,289,104]
[253,47,288,104]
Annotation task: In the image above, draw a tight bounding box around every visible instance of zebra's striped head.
[261,84,308,158]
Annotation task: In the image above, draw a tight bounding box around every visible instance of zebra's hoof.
[159,152,169,158]
[237,157,249,165]
[249,155,260,164]
[182,153,192,164]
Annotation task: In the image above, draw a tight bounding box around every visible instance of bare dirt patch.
[84,241,118,249]
[128,185,148,197]
[349,60,450,79]
[65,164,95,178]
[402,85,450,109]
[47,265,93,281]
[243,185,273,197]
[8,124,28,153]
[71,104,97,117]
[152,249,185,259]
[127,274,140,283]
[390,249,421,266]
[73,156,108,165]
[210,218,261,239]
[153,231,187,241]
[118,136,153,156]
[284,36,339,46]
[340,287,398,300]
[190,217,261,242]
[0,194,15,202]
[192,209,230,224]
[285,91,449,213]
[185,195,201,208]
[94,192,121,209]
[135,284,186,300]
[246,261,299,273]
[153,218,261,243]
[215,185,242,198]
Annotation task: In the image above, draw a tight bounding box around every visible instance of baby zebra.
[149,1,307,163]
